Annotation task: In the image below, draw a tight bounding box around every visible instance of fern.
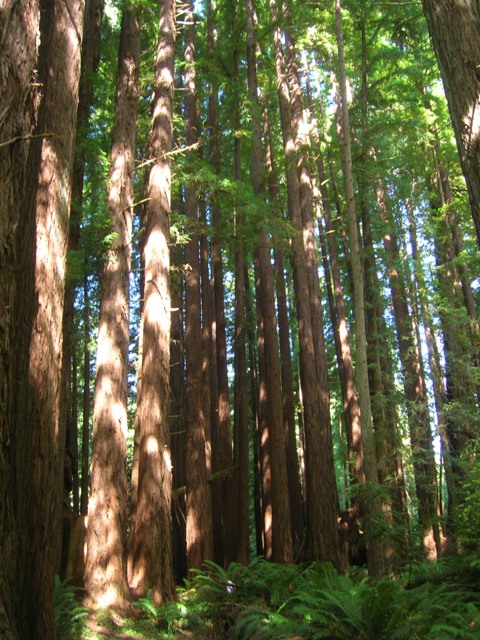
[53,575,87,640]
[134,590,194,635]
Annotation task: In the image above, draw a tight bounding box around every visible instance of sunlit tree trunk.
[422,0,480,249]
[282,4,342,568]
[128,0,175,603]
[376,180,441,559]
[4,0,85,633]
[303,58,365,496]
[85,6,139,609]
[60,0,103,576]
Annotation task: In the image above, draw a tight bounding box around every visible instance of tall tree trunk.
[7,0,85,633]
[170,236,187,581]
[246,0,293,564]
[282,4,342,568]
[0,0,40,635]
[60,0,103,578]
[303,61,364,494]
[262,96,305,551]
[207,0,236,567]
[269,0,341,568]
[184,0,214,571]
[376,180,441,559]
[406,199,457,533]
[128,0,175,603]
[231,33,251,561]
[335,0,386,577]
[81,274,92,516]
[422,0,480,249]
[85,6,140,609]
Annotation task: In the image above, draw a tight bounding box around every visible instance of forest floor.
[61,554,480,640]
[83,610,222,640]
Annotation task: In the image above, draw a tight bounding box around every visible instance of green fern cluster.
[132,554,480,640]
[53,575,88,640]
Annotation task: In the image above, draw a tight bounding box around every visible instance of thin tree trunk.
[170,235,187,581]
[231,31,251,561]
[184,0,214,571]
[376,179,441,559]
[262,93,305,552]
[61,0,103,525]
[207,0,236,567]
[335,0,386,577]
[406,199,457,533]
[128,0,175,603]
[303,59,364,493]
[81,273,92,516]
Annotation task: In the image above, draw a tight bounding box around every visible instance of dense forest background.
[1,0,480,638]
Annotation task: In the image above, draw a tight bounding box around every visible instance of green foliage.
[453,441,480,550]
[53,576,88,640]
[79,557,480,639]
[134,591,193,636]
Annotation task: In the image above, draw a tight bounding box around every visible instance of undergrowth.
[53,575,88,639]
[54,553,480,639]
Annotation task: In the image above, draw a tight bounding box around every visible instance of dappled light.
[5,0,480,636]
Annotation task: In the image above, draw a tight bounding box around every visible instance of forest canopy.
[1,0,480,638]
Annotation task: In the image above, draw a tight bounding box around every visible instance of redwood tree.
[84,4,140,610]
[128,0,176,603]
[422,0,480,249]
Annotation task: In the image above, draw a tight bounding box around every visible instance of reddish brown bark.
[184,0,214,571]
[246,0,293,564]
[85,6,140,609]
[128,0,175,603]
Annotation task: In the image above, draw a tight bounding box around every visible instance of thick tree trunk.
[422,0,480,249]
[5,0,85,634]
[128,0,175,603]
[0,0,40,635]
[85,6,140,610]
[269,0,341,568]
